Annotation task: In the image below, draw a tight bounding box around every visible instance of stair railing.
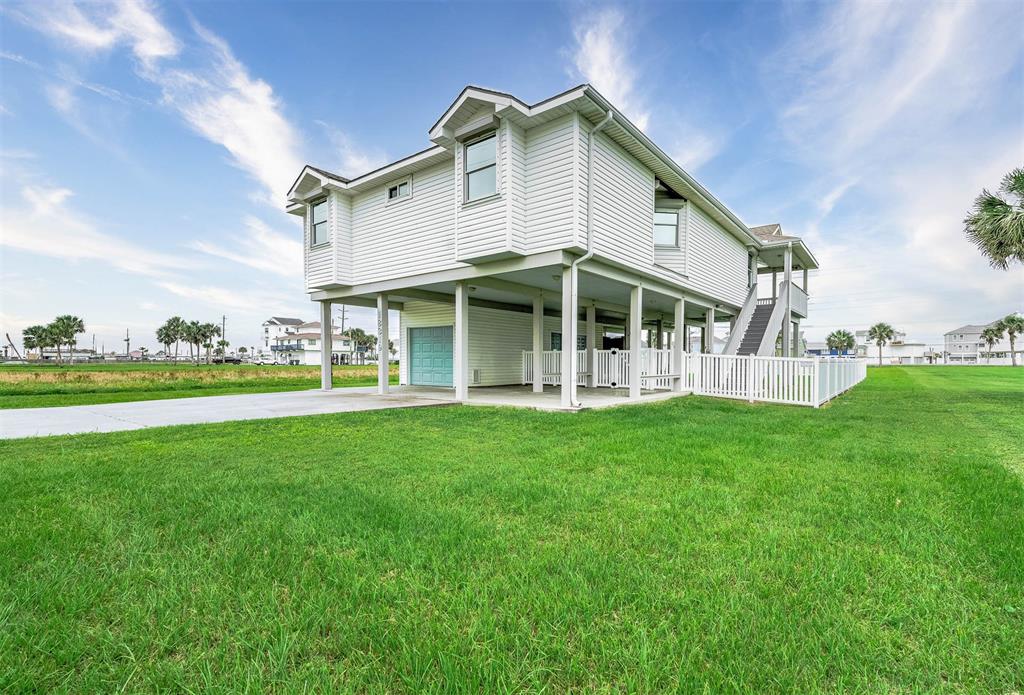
[723,285,759,355]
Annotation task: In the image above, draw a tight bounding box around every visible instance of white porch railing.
[523,351,867,407]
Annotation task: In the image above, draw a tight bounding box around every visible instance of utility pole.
[338,304,350,365]
[124,328,130,359]
[221,314,227,355]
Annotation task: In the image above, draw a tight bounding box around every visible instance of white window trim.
[309,197,329,248]
[653,198,687,248]
[385,176,413,205]
[462,130,499,204]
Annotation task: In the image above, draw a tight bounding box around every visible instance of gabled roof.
[749,224,799,242]
[266,317,303,326]
[944,323,994,335]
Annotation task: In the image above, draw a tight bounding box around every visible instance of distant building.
[272,326,366,366]
[854,329,935,364]
[261,317,303,356]
[944,318,1021,364]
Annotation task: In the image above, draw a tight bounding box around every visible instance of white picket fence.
[523,350,866,407]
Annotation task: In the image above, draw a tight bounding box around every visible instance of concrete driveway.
[0,388,452,439]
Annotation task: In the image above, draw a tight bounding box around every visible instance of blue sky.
[1,0,1022,354]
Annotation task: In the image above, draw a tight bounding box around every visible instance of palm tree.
[22,325,50,359]
[867,322,895,366]
[156,324,174,358]
[167,316,185,362]
[980,325,1004,363]
[964,167,1024,270]
[998,313,1023,367]
[826,329,855,355]
[183,320,202,364]
[50,315,85,364]
[199,323,221,364]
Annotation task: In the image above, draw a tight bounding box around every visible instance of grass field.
[1,367,1021,692]
[0,363,398,409]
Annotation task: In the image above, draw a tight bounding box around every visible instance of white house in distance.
[854,329,937,365]
[944,319,1021,364]
[261,317,303,356]
[271,321,358,365]
[285,84,819,406]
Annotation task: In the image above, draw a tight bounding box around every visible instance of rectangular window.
[311,199,328,246]
[550,333,587,351]
[464,133,497,202]
[308,339,317,346]
[654,209,678,246]
[387,179,410,201]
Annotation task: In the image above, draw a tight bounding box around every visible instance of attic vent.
[472,368,482,385]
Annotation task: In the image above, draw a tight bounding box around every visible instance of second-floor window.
[654,209,678,246]
[387,178,411,202]
[464,133,497,202]
[311,199,328,246]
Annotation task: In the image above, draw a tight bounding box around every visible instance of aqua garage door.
[408,326,454,387]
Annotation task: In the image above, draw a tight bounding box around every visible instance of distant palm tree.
[867,323,895,366]
[183,320,202,364]
[22,325,51,358]
[156,324,174,358]
[48,315,85,365]
[998,313,1023,367]
[980,325,1004,364]
[199,323,221,364]
[826,329,855,354]
[964,167,1024,270]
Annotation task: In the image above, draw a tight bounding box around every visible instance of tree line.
[21,315,85,364]
[156,317,227,365]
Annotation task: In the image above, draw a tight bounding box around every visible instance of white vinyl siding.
[350,160,459,285]
[456,127,508,262]
[332,191,352,284]
[590,129,655,269]
[507,120,527,253]
[305,197,333,288]
[524,114,578,253]
[684,204,748,306]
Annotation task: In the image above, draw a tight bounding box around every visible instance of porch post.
[454,281,469,401]
[629,285,643,399]
[586,303,597,388]
[672,298,685,392]
[704,307,714,354]
[376,294,389,394]
[803,267,809,294]
[560,266,577,407]
[749,251,758,288]
[532,294,544,393]
[782,242,793,357]
[655,318,664,349]
[320,300,333,391]
[772,271,778,301]
[793,319,801,356]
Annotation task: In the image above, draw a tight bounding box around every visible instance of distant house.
[854,329,935,364]
[272,323,363,365]
[945,319,1021,364]
[261,317,303,356]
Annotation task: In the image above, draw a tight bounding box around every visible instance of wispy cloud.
[189,216,303,278]
[315,120,388,179]
[1,183,192,277]
[155,280,304,315]
[567,7,649,131]
[669,129,721,173]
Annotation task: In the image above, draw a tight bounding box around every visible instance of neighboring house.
[272,322,358,365]
[853,329,935,364]
[286,84,819,405]
[261,317,303,355]
[944,319,1021,364]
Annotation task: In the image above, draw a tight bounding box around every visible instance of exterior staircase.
[736,303,774,355]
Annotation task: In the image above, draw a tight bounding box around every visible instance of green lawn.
[1,367,1021,692]
[0,363,397,408]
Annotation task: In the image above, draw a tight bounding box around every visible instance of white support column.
[672,298,685,392]
[803,267,809,294]
[704,307,715,354]
[560,267,577,407]
[772,271,778,301]
[793,319,801,356]
[376,294,389,394]
[454,281,470,401]
[749,252,758,288]
[532,294,544,393]
[629,285,643,399]
[586,303,597,389]
[782,243,793,357]
[320,300,333,391]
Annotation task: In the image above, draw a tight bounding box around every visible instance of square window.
[387,179,411,201]
[654,209,678,246]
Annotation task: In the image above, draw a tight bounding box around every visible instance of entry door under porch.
[409,326,453,387]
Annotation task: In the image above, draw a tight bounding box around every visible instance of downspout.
[568,109,614,406]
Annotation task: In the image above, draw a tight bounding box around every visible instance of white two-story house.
[286,85,818,407]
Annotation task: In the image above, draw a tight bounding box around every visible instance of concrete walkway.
[0,388,452,439]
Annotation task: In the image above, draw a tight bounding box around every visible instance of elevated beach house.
[286,85,825,408]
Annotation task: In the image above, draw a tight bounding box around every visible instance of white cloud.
[45,83,77,115]
[669,130,721,173]
[189,215,303,278]
[155,280,304,316]
[568,7,649,131]
[1,184,191,277]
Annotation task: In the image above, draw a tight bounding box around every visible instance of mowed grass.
[1,367,1021,692]
[0,363,397,409]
